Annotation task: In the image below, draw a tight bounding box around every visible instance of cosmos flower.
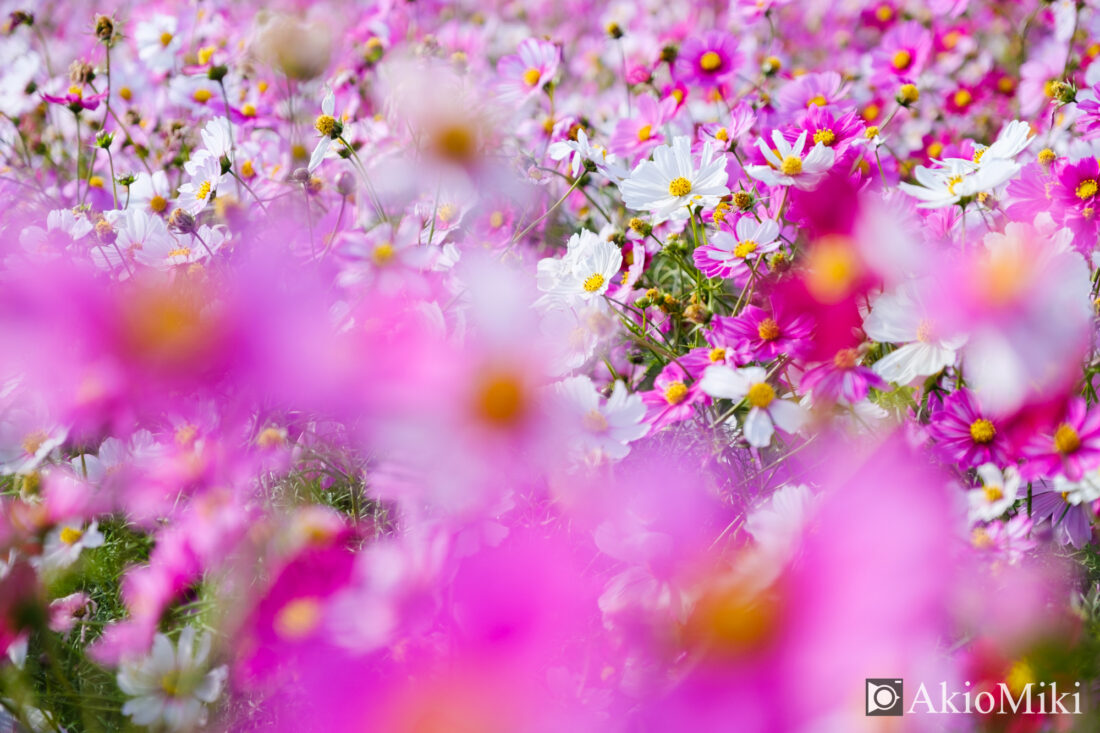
[117,627,228,731]
[745,130,836,190]
[619,136,729,221]
[693,216,781,280]
[674,32,742,89]
[700,365,807,447]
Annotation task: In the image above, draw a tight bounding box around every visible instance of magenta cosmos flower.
[1022,399,1100,480]
[926,389,1010,469]
[42,84,108,112]
[641,362,710,430]
[712,302,814,362]
[870,21,932,85]
[693,216,781,280]
[496,38,560,104]
[674,32,741,90]
[799,348,886,404]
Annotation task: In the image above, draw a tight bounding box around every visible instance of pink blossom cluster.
[0,0,1099,731]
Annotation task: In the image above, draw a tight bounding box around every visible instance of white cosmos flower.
[177,151,229,215]
[135,15,180,73]
[971,119,1034,165]
[200,116,234,161]
[968,464,1020,524]
[548,129,629,182]
[700,365,807,448]
[118,627,228,732]
[745,130,835,190]
[863,283,966,385]
[536,229,623,307]
[554,375,648,463]
[619,136,730,221]
[309,88,339,173]
[1052,467,1100,506]
[899,156,1019,209]
[745,483,817,560]
[37,521,104,573]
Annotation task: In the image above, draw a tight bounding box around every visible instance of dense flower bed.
[2,0,1100,730]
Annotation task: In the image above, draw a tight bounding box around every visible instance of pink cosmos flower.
[1030,484,1093,546]
[1022,399,1100,481]
[1050,156,1100,247]
[693,216,781,280]
[712,302,814,362]
[799,348,887,404]
[42,85,108,112]
[673,32,741,90]
[496,38,560,104]
[608,94,676,164]
[927,389,1010,469]
[641,362,709,430]
[774,71,849,113]
[870,21,932,85]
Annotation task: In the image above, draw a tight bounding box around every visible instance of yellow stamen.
[699,51,722,72]
[274,597,322,640]
[582,409,609,433]
[813,128,836,146]
[637,124,653,142]
[708,347,726,363]
[522,67,542,87]
[314,114,338,138]
[583,273,606,293]
[757,318,780,341]
[150,195,168,213]
[1054,423,1081,454]
[891,49,912,70]
[668,177,692,197]
[970,419,996,444]
[715,127,729,142]
[159,31,173,47]
[1076,179,1098,200]
[196,180,212,201]
[983,485,1004,503]
[476,371,526,426]
[119,86,132,102]
[807,94,827,107]
[746,382,775,408]
[372,243,395,265]
[734,240,758,258]
[664,381,689,405]
[59,526,83,545]
[780,155,802,176]
[192,88,213,104]
[953,89,973,108]
[167,247,191,259]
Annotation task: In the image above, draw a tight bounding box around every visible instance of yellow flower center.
[489,211,504,228]
[969,419,996,444]
[522,67,542,86]
[875,4,893,21]
[715,127,729,142]
[668,177,692,197]
[150,195,168,213]
[946,175,964,196]
[807,94,827,107]
[168,247,191,259]
[1077,179,1098,200]
[813,128,836,146]
[746,382,775,408]
[192,88,212,104]
[780,155,802,176]
[582,409,609,433]
[159,31,174,47]
[953,89,973,108]
[240,160,256,178]
[583,273,606,293]
[708,347,727,363]
[256,427,287,448]
[160,670,180,697]
[891,49,912,70]
[757,317,781,341]
[833,348,858,368]
[1054,423,1081,454]
[196,180,212,201]
[198,46,216,65]
[21,430,47,456]
[973,148,986,164]
[1006,660,1036,696]
[314,114,338,137]
[983,485,1004,503]
[637,124,653,142]
[699,51,722,72]
[241,103,257,117]
[433,123,477,163]
[734,240,758,258]
[119,86,133,102]
[916,319,935,343]
[664,381,689,405]
[274,597,323,640]
[971,527,993,549]
[475,371,527,427]
[372,243,395,265]
[59,526,84,545]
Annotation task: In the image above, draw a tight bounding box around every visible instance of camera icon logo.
[866,679,904,716]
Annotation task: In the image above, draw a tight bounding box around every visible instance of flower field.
[3,0,1100,730]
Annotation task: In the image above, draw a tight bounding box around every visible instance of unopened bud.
[169,208,197,234]
[628,217,651,236]
[335,171,356,196]
[94,15,114,43]
[896,83,919,105]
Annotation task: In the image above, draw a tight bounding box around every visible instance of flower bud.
[169,209,197,234]
[335,171,356,197]
[94,15,115,43]
[896,83,919,105]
